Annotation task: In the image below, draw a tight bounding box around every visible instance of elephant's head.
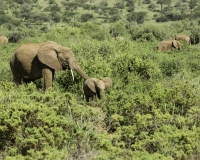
[102,77,112,89]
[172,40,181,50]
[37,42,89,80]
[86,78,105,93]
[84,77,112,102]
[88,77,112,93]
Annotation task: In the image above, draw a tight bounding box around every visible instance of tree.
[50,3,61,12]
[114,2,125,9]
[62,2,79,13]
[136,12,147,24]
[80,13,94,22]
[189,0,198,13]
[127,12,147,24]
[157,0,172,11]
[126,0,135,12]
[143,0,151,4]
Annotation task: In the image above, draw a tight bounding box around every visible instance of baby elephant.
[83,77,112,102]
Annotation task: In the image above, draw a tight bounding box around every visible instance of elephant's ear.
[172,40,178,48]
[37,44,62,70]
[102,77,112,89]
[86,78,97,93]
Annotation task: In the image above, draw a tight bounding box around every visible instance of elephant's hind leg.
[85,96,90,102]
[12,73,23,85]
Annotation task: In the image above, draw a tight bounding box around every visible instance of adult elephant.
[0,36,8,44]
[83,77,112,102]
[173,34,191,45]
[157,40,181,52]
[10,41,89,90]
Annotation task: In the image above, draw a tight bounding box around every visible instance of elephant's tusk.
[71,69,74,81]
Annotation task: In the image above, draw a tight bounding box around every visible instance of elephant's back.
[10,43,40,70]
[175,35,188,39]
[14,43,39,60]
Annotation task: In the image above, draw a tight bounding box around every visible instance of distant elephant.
[115,36,124,41]
[0,36,8,44]
[173,34,191,45]
[157,40,181,52]
[83,77,112,102]
[10,41,89,90]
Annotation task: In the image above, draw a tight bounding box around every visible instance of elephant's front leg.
[42,67,55,91]
[97,92,101,100]
[92,94,97,102]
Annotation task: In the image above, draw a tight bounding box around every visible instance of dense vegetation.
[1,0,200,159]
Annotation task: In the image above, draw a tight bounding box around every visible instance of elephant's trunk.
[75,67,89,80]
[73,64,89,80]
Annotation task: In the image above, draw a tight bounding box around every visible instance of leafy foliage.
[1,0,200,159]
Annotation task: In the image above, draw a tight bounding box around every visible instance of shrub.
[165,12,183,21]
[49,3,61,12]
[109,21,127,37]
[114,2,125,9]
[156,15,169,22]
[99,1,108,7]
[0,14,12,25]
[15,0,25,4]
[49,0,55,4]
[148,3,156,11]
[129,25,167,41]
[0,83,103,159]
[80,22,109,40]
[51,12,61,23]
[159,55,184,77]
[190,27,200,44]
[142,0,151,4]
[8,31,25,43]
[111,53,162,82]
[80,13,94,22]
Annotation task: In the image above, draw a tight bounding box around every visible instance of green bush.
[80,22,109,40]
[0,14,12,25]
[114,1,125,9]
[129,25,167,41]
[156,15,169,22]
[109,21,127,37]
[1,19,200,159]
[80,13,94,22]
[8,31,25,43]
[0,82,103,159]
[159,54,184,77]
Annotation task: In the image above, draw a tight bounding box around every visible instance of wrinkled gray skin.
[83,77,112,102]
[157,40,181,52]
[10,41,89,90]
[173,35,191,45]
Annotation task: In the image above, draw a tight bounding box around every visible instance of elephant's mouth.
[63,65,71,70]
[64,63,74,81]
[62,66,67,70]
